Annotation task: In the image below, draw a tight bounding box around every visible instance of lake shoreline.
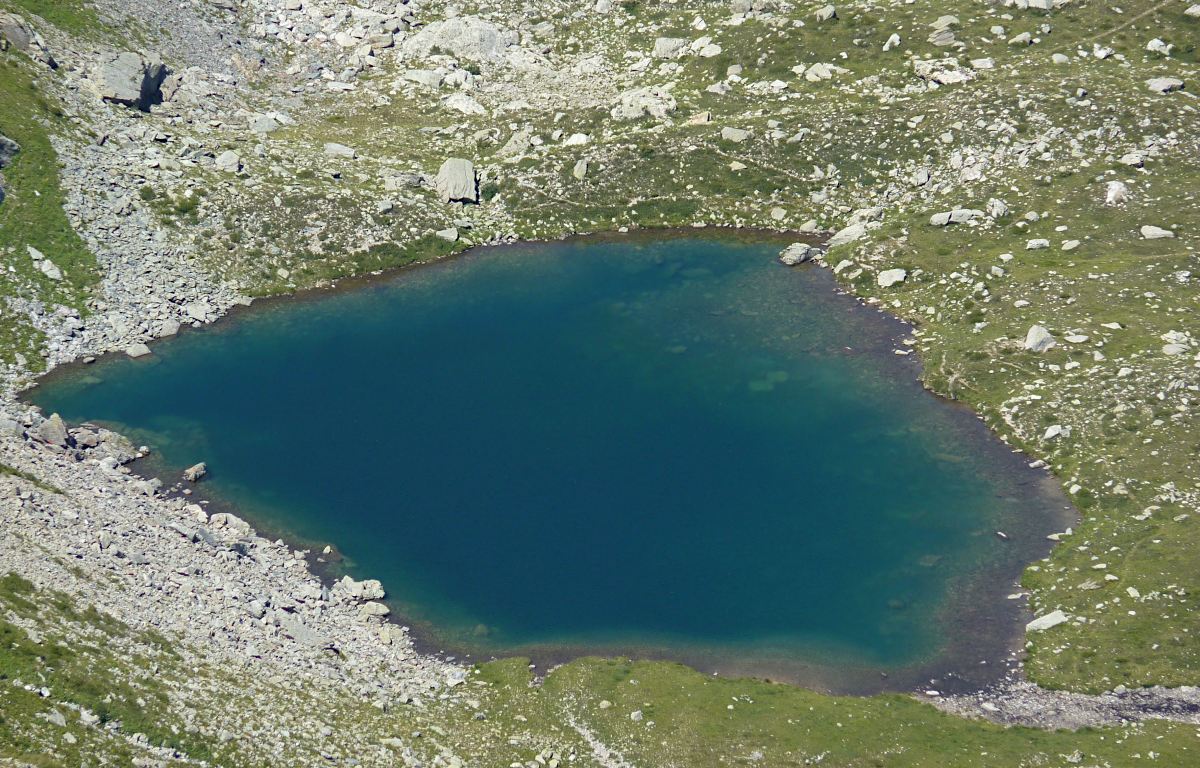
[24,229,1077,698]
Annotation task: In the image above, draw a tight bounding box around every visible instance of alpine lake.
[31,234,1073,693]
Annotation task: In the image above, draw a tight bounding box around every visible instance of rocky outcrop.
[0,12,55,67]
[0,133,16,207]
[91,52,169,111]
[0,12,31,51]
[401,16,517,64]
[0,134,17,168]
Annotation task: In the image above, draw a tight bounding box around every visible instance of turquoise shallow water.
[32,236,1068,685]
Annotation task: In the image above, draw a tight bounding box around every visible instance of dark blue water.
[32,237,1067,681]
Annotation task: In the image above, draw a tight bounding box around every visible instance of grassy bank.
[0,50,98,368]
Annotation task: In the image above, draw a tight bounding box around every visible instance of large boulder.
[827,222,867,248]
[91,52,168,111]
[1140,225,1175,240]
[652,37,687,59]
[0,134,18,168]
[214,150,242,173]
[0,13,31,51]
[435,158,478,203]
[778,243,821,265]
[36,413,69,447]
[402,16,517,63]
[1024,325,1056,353]
[610,86,677,121]
[1146,77,1184,94]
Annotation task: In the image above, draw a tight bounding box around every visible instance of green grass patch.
[0,0,105,36]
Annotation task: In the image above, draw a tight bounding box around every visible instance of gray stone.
[126,343,153,358]
[359,601,391,619]
[404,69,444,89]
[183,462,207,482]
[931,208,984,226]
[279,614,331,648]
[37,414,69,447]
[0,13,32,52]
[402,16,517,63]
[720,127,752,143]
[1024,325,1057,353]
[336,576,386,601]
[91,52,168,111]
[610,86,677,121]
[435,158,478,203]
[877,268,907,288]
[1140,225,1174,240]
[248,114,280,134]
[1027,610,1069,632]
[572,159,589,180]
[214,150,242,173]
[0,134,18,169]
[1146,77,1184,94]
[444,92,485,115]
[652,37,687,59]
[323,142,357,159]
[827,222,867,248]
[778,243,821,265]
[815,5,837,21]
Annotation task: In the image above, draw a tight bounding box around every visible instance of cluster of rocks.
[933,680,1200,730]
[0,133,18,206]
[0,407,467,764]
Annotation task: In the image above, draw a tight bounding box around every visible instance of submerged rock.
[183,462,208,482]
[778,243,821,265]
